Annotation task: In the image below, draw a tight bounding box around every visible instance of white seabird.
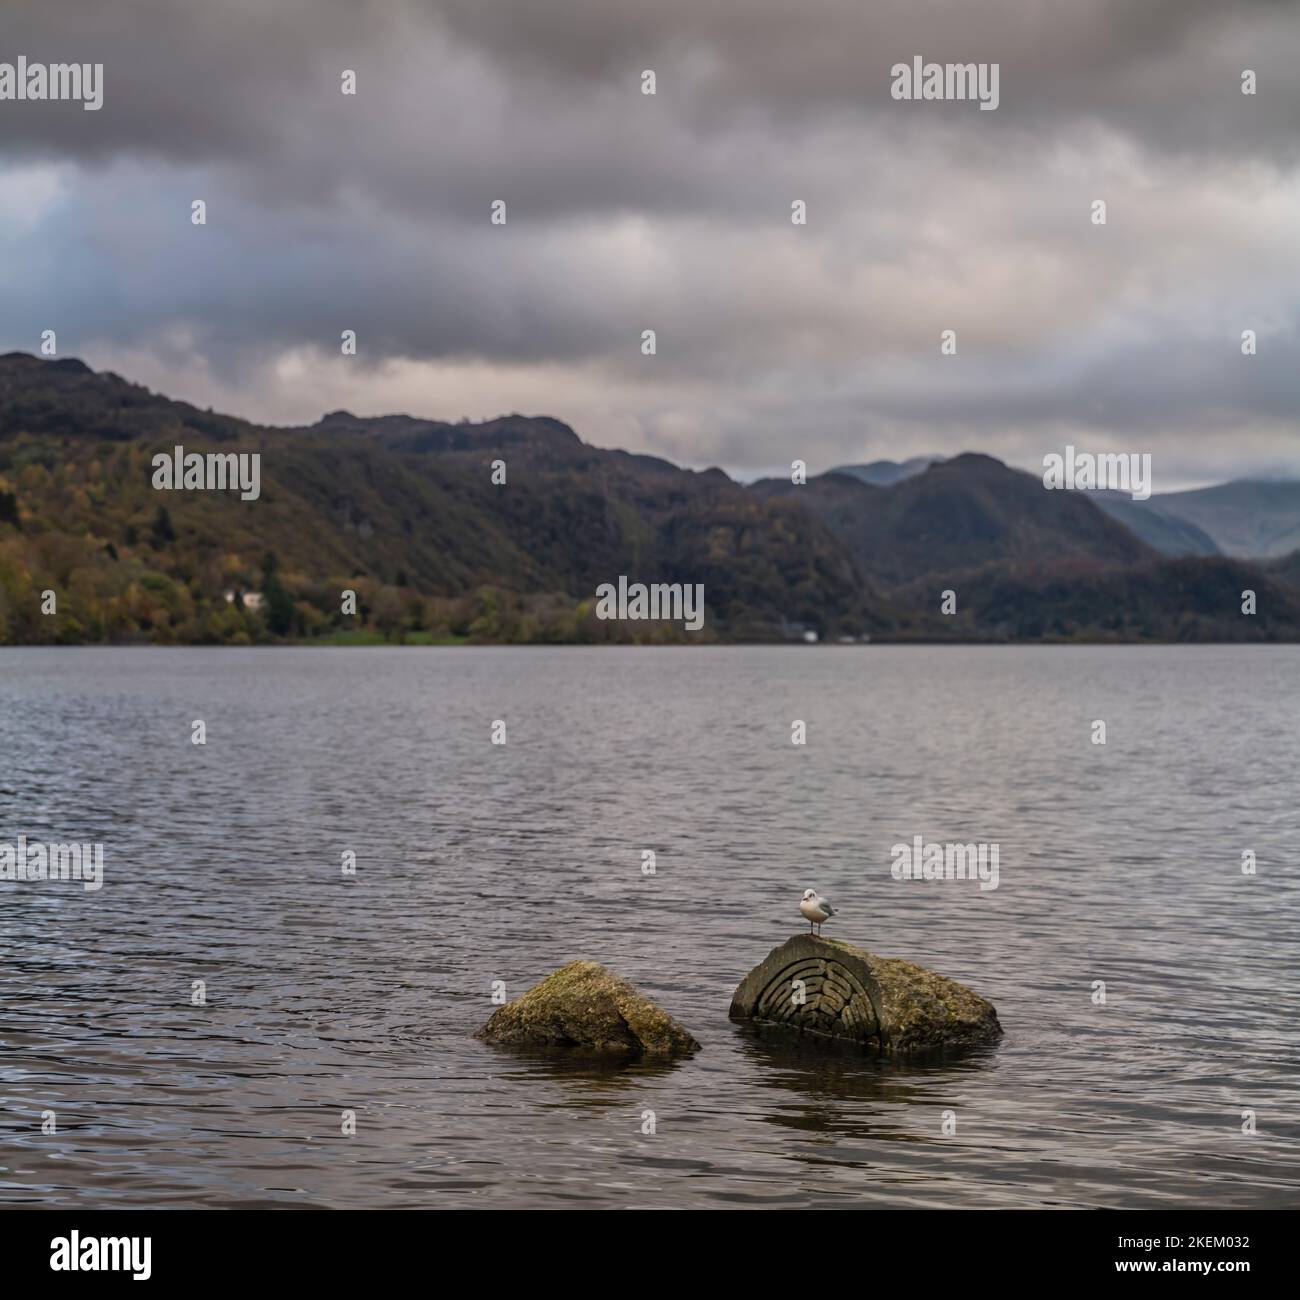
[800,888,835,936]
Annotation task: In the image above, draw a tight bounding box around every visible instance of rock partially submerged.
[476,960,700,1057]
[730,935,1001,1056]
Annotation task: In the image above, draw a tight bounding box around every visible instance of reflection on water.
[491,1050,688,1091]
[1,645,1298,1208]
[736,1031,1001,1144]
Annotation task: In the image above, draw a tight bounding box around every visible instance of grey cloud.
[1,0,1299,486]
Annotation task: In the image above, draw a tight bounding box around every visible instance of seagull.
[800,888,835,937]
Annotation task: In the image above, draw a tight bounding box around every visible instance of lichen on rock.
[475,960,700,1057]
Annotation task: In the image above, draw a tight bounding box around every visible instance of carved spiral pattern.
[752,957,879,1041]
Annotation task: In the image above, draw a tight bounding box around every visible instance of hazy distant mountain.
[752,455,1300,638]
[1130,481,1300,558]
[755,454,1154,587]
[1089,490,1220,557]
[832,455,1223,560]
[827,455,945,487]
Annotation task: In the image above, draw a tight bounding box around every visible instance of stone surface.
[476,960,700,1057]
[729,934,1002,1055]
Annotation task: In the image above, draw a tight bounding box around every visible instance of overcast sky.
[3,0,1299,487]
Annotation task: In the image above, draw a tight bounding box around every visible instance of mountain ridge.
[0,353,907,644]
[2,354,1298,645]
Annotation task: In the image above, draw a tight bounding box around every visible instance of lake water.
[1,645,1297,1209]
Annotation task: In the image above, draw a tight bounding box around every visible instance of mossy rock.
[729,935,1001,1056]
[475,960,700,1057]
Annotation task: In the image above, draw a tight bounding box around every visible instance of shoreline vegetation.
[8,629,1298,648]
[4,352,1300,648]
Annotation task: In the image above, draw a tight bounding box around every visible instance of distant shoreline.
[3,638,1297,650]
